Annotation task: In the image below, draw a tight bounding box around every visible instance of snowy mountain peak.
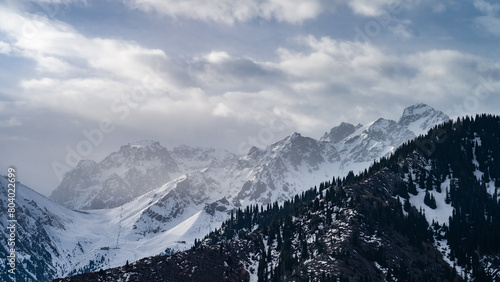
[320,122,363,143]
[269,132,310,151]
[124,140,164,150]
[50,140,179,210]
[248,146,264,156]
[76,159,99,169]
[400,103,434,118]
[367,118,397,133]
[398,104,450,136]
[276,132,316,150]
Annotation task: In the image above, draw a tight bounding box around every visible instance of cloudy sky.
[1,0,499,196]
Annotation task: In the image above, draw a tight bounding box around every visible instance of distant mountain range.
[1,104,452,281]
[51,103,449,211]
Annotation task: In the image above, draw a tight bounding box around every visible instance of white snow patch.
[408,177,453,225]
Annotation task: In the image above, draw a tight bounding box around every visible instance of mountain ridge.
[51,103,449,211]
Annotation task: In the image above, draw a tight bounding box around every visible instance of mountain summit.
[322,104,449,172]
[322,104,449,142]
[50,140,180,209]
[398,103,450,135]
[320,122,362,143]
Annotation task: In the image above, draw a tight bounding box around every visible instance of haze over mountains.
[1,104,451,281]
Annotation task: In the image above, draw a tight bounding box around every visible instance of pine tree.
[426,173,434,191]
[418,169,426,189]
[396,182,409,199]
[424,191,437,209]
[408,174,418,195]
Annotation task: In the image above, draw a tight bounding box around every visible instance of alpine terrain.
[56,114,500,281]
[1,104,455,281]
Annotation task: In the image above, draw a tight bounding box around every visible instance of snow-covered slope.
[0,175,234,281]
[0,176,94,281]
